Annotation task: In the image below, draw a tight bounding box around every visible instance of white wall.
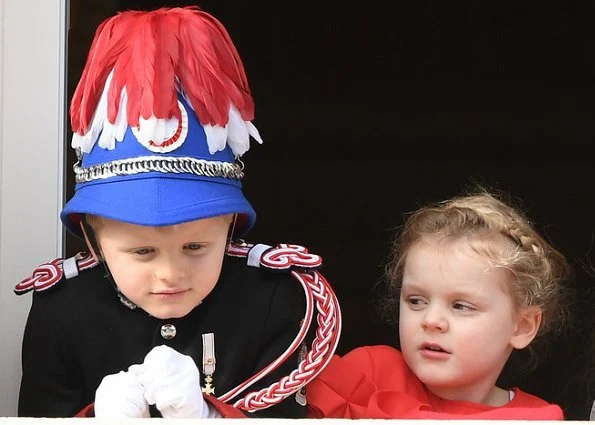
[0,0,66,417]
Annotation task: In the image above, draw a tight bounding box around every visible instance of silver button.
[160,324,177,339]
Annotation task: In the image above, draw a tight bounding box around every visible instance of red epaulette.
[14,252,99,295]
[225,241,323,270]
[221,240,341,413]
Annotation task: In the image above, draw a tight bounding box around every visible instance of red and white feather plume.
[70,6,262,156]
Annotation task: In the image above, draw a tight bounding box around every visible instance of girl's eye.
[453,302,474,311]
[185,243,203,251]
[133,247,153,255]
[407,297,426,307]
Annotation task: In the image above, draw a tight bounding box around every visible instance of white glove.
[94,370,150,418]
[130,345,216,418]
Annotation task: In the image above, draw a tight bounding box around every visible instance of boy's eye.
[185,243,203,251]
[133,247,154,255]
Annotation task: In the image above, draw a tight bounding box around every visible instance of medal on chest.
[201,332,216,395]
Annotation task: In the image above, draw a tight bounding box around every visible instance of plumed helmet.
[61,6,261,237]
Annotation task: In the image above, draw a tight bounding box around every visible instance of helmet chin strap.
[227,214,238,248]
[80,216,138,310]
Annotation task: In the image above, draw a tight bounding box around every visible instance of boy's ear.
[510,306,542,349]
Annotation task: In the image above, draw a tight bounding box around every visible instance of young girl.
[307,189,569,419]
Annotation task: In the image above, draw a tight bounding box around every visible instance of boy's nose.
[421,305,448,332]
[156,257,186,283]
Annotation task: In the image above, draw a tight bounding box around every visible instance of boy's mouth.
[151,289,188,296]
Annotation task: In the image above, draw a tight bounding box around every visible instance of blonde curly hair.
[384,188,570,342]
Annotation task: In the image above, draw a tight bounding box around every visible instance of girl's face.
[398,236,540,405]
[91,215,231,319]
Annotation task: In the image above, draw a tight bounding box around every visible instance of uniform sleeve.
[241,272,309,418]
[18,292,86,417]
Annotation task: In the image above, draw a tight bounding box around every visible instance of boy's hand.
[130,345,209,418]
[94,370,150,418]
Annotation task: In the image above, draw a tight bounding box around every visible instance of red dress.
[307,345,564,420]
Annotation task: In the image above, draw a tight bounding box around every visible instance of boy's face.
[398,236,537,404]
[92,215,232,319]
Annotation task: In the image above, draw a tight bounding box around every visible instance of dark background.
[66,1,595,419]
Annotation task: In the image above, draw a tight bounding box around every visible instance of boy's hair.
[85,213,234,232]
[82,213,235,262]
[85,214,104,231]
[382,187,570,357]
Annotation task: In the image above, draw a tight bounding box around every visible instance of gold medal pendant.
[202,375,215,395]
[201,333,216,395]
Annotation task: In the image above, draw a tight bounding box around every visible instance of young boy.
[15,6,340,418]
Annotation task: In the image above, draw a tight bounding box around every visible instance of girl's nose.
[421,305,448,332]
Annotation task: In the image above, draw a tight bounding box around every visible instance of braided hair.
[383,188,570,363]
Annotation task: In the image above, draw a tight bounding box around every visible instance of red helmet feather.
[70,6,254,135]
